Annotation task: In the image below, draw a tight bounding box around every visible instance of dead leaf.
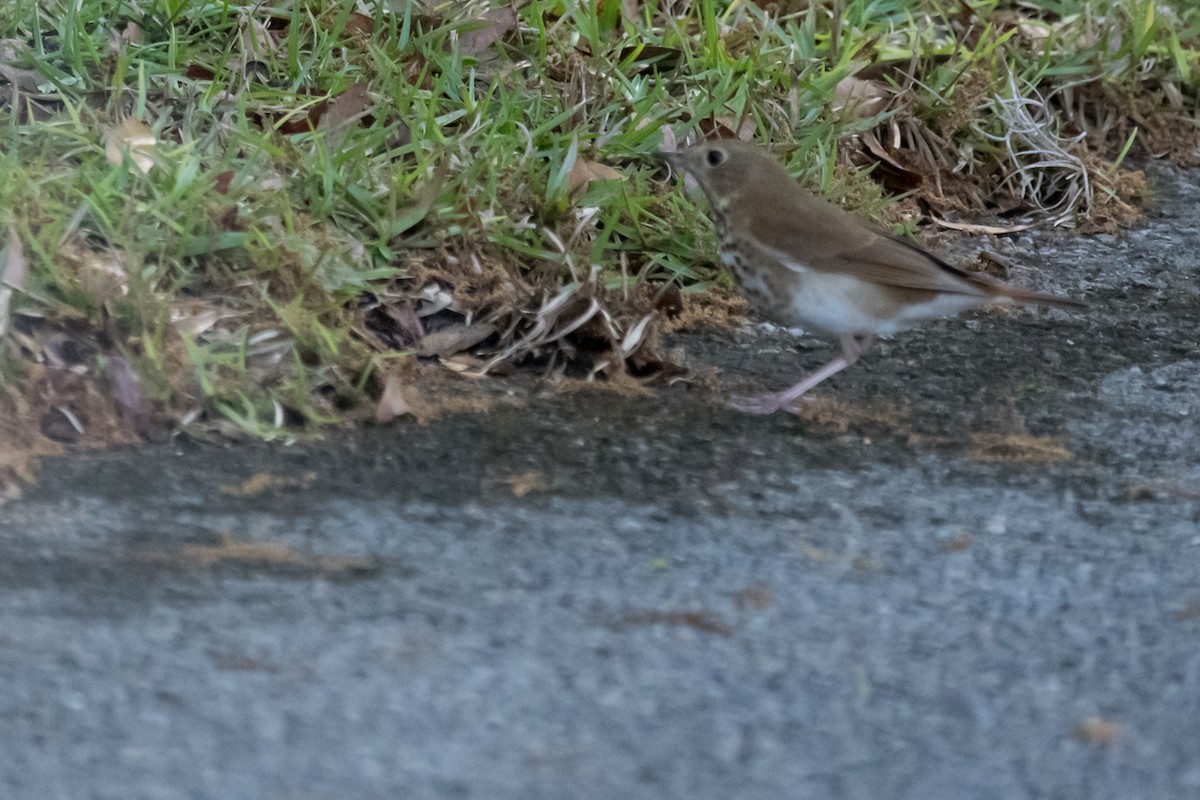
[968,433,1074,464]
[273,93,330,135]
[654,283,683,318]
[658,125,678,154]
[0,224,27,337]
[607,608,734,638]
[1,225,27,292]
[0,38,30,63]
[239,16,276,62]
[103,356,158,438]
[618,313,653,357]
[567,158,624,193]
[833,76,889,119]
[440,356,482,374]
[171,301,232,337]
[132,532,376,577]
[106,356,141,412]
[175,533,368,571]
[374,371,415,423]
[104,119,157,174]
[500,469,548,497]
[931,216,1032,235]
[219,470,317,498]
[80,248,129,297]
[939,532,973,552]
[733,585,775,610]
[1173,600,1200,621]
[213,170,235,195]
[459,7,517,56]
[618,44,682,73]
[1071,716,1120,746]
[184,64,217,81]
[121,22,143,46]
[0,62,46,93]
[859,128,913,174]
[413,322,497,358]
[343,12,375,38]
[699,116,755,142]
[318,81,371,152]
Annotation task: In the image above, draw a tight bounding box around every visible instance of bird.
[656,140,1085,414]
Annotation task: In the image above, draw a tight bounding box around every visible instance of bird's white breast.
[776,262,991,336]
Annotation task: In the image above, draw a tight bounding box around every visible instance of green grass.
[1,0,1197,440]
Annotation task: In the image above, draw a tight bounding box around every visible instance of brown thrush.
[657,140,1085,414]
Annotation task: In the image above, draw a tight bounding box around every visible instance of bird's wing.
[748,193,989,296]
[821,235,990,295]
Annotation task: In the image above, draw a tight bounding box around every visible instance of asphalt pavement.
[1,168,1199,799]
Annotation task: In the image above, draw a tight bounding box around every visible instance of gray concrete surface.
[2,168,1199,799]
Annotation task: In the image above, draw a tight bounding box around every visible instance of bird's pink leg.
[729,334,873,415]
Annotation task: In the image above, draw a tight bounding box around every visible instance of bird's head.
[655,140,787,207]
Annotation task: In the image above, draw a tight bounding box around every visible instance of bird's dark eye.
[706,148,726,167]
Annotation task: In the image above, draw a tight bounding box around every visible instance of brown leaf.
[658,125,678,154]
[107,356,157,439]
[617,44,682,73]
[107,356,142,413]
[1071,716,1120,746]
[930,216,1032,235]
[58,241,128,302]
[318,82,371,151]
[239,17,276,62]
[608,608,734,638]
[566,158,624,193]
[734,585,775,611]
[104,119,157,174]
[939,532,973,553]
[698,116,753,142]
[171,301,231,338]
[1,224,26,291]
[968,433,1073,464]
[184,64,216,80]
[1,224,27,338]
[618,313,654,357]
[654,283,683,318]
[499,470,549,497]
[0,62,47,93]
[120,22,143,46]
[343,12,375,38]
[413,323,497,358]
[219,471,317,497]
[833,76,889,119]
[374,371,415,423]
[459,7,517,56]
[0,38,30,63]
[859,128,912,174]
[213,170,235,195]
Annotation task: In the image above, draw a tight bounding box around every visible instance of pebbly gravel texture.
[1,167,1199,800]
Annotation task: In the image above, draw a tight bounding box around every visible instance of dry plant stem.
[979,74,1092,224]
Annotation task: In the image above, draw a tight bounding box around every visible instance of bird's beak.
[653,150,682,169]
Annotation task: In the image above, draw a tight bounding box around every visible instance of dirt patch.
[0,383,63,502]
[0,364,146,503]
[663,285,750,333]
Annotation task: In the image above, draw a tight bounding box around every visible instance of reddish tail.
[969,275,1087,311]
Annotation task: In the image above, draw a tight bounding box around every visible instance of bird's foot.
[728,392,812,415]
